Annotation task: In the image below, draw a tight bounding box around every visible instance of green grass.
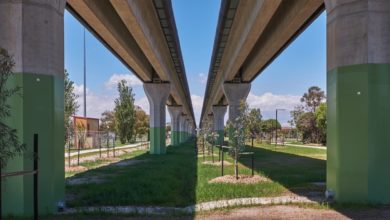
[65,140,326,208]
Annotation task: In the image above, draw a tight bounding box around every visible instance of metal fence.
[65,131,149,166]
[1,134,39,220]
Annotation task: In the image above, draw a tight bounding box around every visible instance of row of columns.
[144,84,195,154]
[202,83,251,146]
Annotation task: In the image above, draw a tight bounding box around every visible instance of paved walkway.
[65,142,149,157]
[62,195,322,215]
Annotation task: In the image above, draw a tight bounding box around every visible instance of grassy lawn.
[65,140,326,208]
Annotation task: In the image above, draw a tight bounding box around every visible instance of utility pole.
[83,28,87,117]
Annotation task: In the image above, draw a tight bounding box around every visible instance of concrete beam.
[201,0,323,124]
[67,0,152,81]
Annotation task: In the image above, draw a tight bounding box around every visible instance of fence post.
[106,134,109,157]
[33,134,38,220]
[0,161,2,219]
[251,152,254,176]
[99,133,102,158]
[221,147,224,176]
[68,138,71,168]
[113,135,116,157]
[77,139,81,166]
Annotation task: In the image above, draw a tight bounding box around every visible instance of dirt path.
[65,145,148,167]
[196,205,390,220]
[56,205,390,220]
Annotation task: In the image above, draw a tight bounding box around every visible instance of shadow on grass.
[65,139,198,213]
[237,145,326,197]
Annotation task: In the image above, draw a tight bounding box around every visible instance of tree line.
[221,86,327,145]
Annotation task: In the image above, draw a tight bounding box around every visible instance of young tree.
[300,86,325,112]
[296,112,317,143]
[64,70,79,145]
[134,108,149,140]
[248,108,262,145]
[289,105,305,128]
[0,48,25,168]
[76,122,87,149]
[315,102,327,145]
[114,80,136,144]
[228,100,250,179]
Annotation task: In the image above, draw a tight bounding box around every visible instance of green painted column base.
[216,130,224,146]
[171,131,180,146]
[327,64,390,204]
[149,127,166,154]
[3,73,64,216]
[179,131,186,143]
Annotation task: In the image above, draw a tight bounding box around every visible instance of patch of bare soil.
[113,159,148,167]
[66,174,111,185]
[65,146,147,166]
[195,205,346,220]
[202,161,232,166]
[65,165,87,172]
[208,175,269,184]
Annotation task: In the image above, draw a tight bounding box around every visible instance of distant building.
[73,116,99,148]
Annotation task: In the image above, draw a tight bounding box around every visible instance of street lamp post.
[275,109,285,147]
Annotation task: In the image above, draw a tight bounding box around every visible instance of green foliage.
[297,112,317,144]
[292,86,327,145]
[227,100,250,178]
[114,80,136,144]
[64,69,79,144]
[248,108,262,137]
[315,103,327,144]
[300,86,325,112]
[0,48,25,169]
[289,105,304,128]
[261,119,281,133]
[100,110,116,133]
[134,108,149,139]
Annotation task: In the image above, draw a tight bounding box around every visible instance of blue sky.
[65,1,326,126]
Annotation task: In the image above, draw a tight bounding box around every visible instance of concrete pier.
[144,83,170,154]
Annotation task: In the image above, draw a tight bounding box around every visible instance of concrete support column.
[144,83,170,154]
[0,0,66,216]
[185,119,189,140]
[179,115,187,143]
[325,0,390,203]
[212,105,227,145]
[223,83,251,122]
[223,83,251,139]
[167,106,182,146]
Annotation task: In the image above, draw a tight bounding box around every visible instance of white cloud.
[247,92,300,112]
[198,73,207,84]
[105,73,142,89]
[74,84,115,118]
[247,92,301,127]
